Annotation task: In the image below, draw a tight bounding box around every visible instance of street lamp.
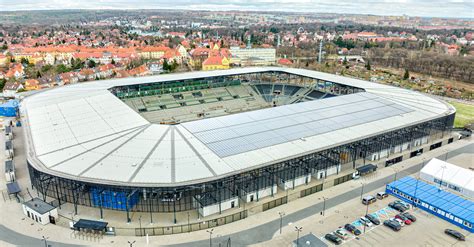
[278,212,285,234]
[41,236,48,247]
[360,183,365,200]
[206,228,214,247]
[139,215,142,236]
[439,165,447,190]
[363,201,369,233]
[321,197,327,216]
[128,240,136,247]
[294,226,303,247]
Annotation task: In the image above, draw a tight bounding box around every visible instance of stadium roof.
[21,67,455,187]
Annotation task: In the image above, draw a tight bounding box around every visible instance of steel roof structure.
[21,67,455,187]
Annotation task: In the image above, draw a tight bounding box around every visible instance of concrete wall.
[199,197,240,217]
[245,185,277,202]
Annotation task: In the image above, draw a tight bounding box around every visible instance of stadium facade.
[21,67,455,221]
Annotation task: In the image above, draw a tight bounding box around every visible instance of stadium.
[21,67,455,222]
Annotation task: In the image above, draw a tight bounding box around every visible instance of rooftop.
[23,198,56,215]
[387,177,474,223]
[21,67,454,187]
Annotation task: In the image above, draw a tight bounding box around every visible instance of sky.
[0,0,473,18]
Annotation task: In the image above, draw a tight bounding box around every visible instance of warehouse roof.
[21,67,455,187]
[387,177,473,223]
[421,158,474,197]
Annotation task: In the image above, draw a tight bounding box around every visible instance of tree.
[403,69,410,80]
[163,59,170,71]
[56,64,70,74]
[366,61,371,70]
[111,59,116,65]
[87,59,97,68]
[0,78,6,90]
[342,56,348,65]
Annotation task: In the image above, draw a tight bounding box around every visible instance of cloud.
[1,0,473,18]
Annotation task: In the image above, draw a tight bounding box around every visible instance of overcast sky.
[1,0,473,18]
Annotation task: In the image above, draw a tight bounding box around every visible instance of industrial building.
[229,47,276,66]
[386,177,473,232]
[21,67,455,222]
[22,198,59,225]
[420,158,474,198]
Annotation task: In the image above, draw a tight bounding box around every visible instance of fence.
[300,184,323,198]
[262,196,287,212]
[128,210,248,236]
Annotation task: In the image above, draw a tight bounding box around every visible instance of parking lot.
[316,190,473,247]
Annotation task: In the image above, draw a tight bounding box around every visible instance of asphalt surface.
[0,143,471,247]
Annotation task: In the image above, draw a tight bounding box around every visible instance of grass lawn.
[449,101,474,128]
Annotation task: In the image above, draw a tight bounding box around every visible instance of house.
[59,72,79,85]
[0,55,8,66]
[24,79,40,91]
[176,44,188,60]
[3,81,24,98]
[202,56,230,71]
[5,63,24,80]
[190,47,210,69]
[128,64,150,77]
[98,64,115,78]
[78,69,96,81]
[138,46,170,60]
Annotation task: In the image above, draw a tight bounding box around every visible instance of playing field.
[449,101,474,128]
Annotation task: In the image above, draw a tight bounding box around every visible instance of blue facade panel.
[0,100,19,117]
[91,188,139,211]
[386,177,473,233]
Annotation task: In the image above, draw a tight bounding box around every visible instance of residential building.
[202,56,230,71]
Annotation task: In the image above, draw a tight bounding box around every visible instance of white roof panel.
[21,67,454,186]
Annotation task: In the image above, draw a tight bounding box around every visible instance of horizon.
[1,0,473,19]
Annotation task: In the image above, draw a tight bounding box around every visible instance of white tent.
[420,158,474,198]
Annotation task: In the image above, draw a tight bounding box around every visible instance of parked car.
[388,202,408,212]
[344,224,362,236]
[365,214,381,225]
[359,216,374,227]
[395,200,411,208]
[325,233,343,245]
[376,192,388,200]
[444,229,465,241]
[395,214,412,225]
[401,212,417,222]
[390,217,405,227]
[384,220,401,231]
[362,195,377,205]
[334,229,349,240]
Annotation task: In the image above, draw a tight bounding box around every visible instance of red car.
[395,214,412,225]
